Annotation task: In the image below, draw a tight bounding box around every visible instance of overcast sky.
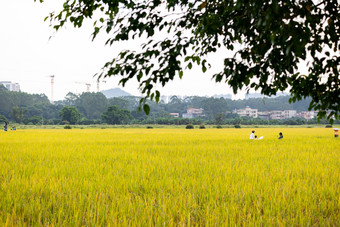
[0,1,259,101]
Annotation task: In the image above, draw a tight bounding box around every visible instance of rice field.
[0,128,339,226]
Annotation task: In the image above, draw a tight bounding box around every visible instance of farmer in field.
[254,135,263,140]
[278,132,283,139]
[333,128,339,138]
[3,122,8,131]
[249,130,255,139]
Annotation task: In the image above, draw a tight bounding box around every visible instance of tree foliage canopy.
[101,105,133,124]
[36,0,339,121]
[59,106,81,124]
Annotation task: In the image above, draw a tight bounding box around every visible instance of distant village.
[0,81,328,122]
[170,107,317,121]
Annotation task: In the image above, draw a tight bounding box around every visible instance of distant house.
[234,106,258,118]
[258,110,296,120]
[182,108,204,119]
[170,113,179,118]
[257,111,271,120]
[270,110,284,120]
[236,108,309,120]
[283,110,297,118]
[296,111,314,120]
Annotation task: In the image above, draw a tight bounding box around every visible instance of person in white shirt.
[249,130,255,139]
[255,136,264,140]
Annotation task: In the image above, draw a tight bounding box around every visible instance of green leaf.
[188,62,192,69]
[143,104,150,115]
[179,71,183,79]
[155,90,160,102]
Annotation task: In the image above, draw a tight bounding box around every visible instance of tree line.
[0,85,337,125]
[35,0,339,122]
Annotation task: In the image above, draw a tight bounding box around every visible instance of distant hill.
[101,88,131,98]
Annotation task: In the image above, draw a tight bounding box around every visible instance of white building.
[170,113,179,118]
[182,108,204,119]
[257,111,271,120]
[283,110,297,118]
[234,106,258,118]
[270,111,284,120]
[0,81,20,92]
[296,111,314,120]
[257,110,297,120]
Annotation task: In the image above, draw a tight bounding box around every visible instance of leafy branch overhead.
[36,0,339,121]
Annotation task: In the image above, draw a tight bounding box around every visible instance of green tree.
[59,106,81,124]
[63,92,79,106]
[0,114,8,123]
[152,111,172,119]
[101,105,133,124]
[23,116,43,125]
[214,113,225,125]
[108,97,130,110]
[166,96,187,115]
[36,0,339,121]
[200,98,228,120]
[0,84,7,92]
[0,87,50,120]
[11,107,27,123]
[77,92,108,119]
[0,90,13,119]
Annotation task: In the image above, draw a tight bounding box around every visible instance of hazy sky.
[1,1,256,101]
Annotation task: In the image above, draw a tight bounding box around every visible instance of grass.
[0,128,339,225]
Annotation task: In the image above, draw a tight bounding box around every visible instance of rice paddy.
[0,128,339,226]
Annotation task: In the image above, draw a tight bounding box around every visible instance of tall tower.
[86,83,91,92]
[96,80,106,93]
[50,75,55,104]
